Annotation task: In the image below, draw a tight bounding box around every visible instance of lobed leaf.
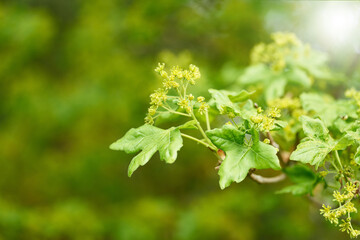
[110,125,183,176]
[290,116,334,168]
[206,125,281,189]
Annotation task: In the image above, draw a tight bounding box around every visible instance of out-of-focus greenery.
[0,0,356,239]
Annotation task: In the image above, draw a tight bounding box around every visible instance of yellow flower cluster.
[145,63,204,124]
[250,32,306,72]
[320,182,360,238]
[345,88,360,114]
[155,63,201,88]
[268,96,301,110]
[268,96,306,119]
[250,107,281,132]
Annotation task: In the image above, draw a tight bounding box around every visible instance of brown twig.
[249,172,286,184]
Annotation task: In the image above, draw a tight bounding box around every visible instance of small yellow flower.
[198,102,209,115]
[250,115,263,124]
[197,96,205,103]
[228,112,235,119]
[155,62,165,73]
[267,107,281,118]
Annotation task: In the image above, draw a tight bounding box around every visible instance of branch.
[267,132,289,165]
[267,132,279,149]
[249,172,286,184]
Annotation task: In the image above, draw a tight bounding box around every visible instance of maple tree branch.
[249,172,286,184]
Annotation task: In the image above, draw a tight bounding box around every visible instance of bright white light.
[314,3,360,47]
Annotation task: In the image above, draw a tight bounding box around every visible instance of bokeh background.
[0,0,360,239]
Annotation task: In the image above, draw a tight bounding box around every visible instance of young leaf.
[228,89,255,102]
[208,89,256,119]
[277,164,318,196]
[110,125,183,176]
[239,64,271,84]
[355,146,360,164]
[301,116,329,140]
[300,93,357,127]
[290,116,335,168]
[206,125,281,189]
[208,89,242,114]
[178,120,198,130]
[285,67,312,87]
[264,77,286,102]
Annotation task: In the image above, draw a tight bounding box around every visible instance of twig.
[249,172,286,184]
[267,131,287,165]
[266,132,279,149]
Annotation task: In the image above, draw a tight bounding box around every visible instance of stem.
[205,110,211,131]
[266,132,279,149]
[162,106,191,117]
[181,133,210,148]
[230,118,239,128]
[190,111,217,151]
[176,88,183,99]
[334,150,343,170]
[249,173,286,184]
[330,160,340,172]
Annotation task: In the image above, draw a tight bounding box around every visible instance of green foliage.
[206,125,281,189]
[110,125,183,176]
[113,32,360,238]
[277,164,319,195]
[290,116,335,168]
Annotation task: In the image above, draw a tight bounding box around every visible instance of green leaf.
[208,89,256,119]
[285,67,312,87]
[273,120,288,131]
[110,125,183,176]
[340,129,360,164]
[208,89,242,114]
[334,128,360,150]
[293,50,333,80]
[239,64,272,84]
[284,164,317,183]
[265,77,286,102]
[277,164,318,196]
[277,183,314,195]
[178,120,198,130]
[228,90,255,102]
[355,146,360,165]
[206,125,281,189]
[290,116,334,168]
[300,93,357,127]
[301,116,329,140]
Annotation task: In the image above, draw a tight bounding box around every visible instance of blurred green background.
[0,0,359,239]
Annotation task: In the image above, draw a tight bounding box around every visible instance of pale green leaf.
[265,77,286,102]
[208,89,242,114]
[300,93,357,127]
[206,125,281,189]
[300,116,329,140]
[285,67,312,87]
[110,125,183,176]
[290,117,334,168]
[178,120,198,130]
[355,146,360,165]
[228,90,255,102]
[290,139,334,168]
[239,64,272,84]
[277,164,320,196]
[208,89,256,119]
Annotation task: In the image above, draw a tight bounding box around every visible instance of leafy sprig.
[111,32,360,238]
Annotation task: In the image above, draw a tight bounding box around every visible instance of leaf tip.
[109,141,120,150]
